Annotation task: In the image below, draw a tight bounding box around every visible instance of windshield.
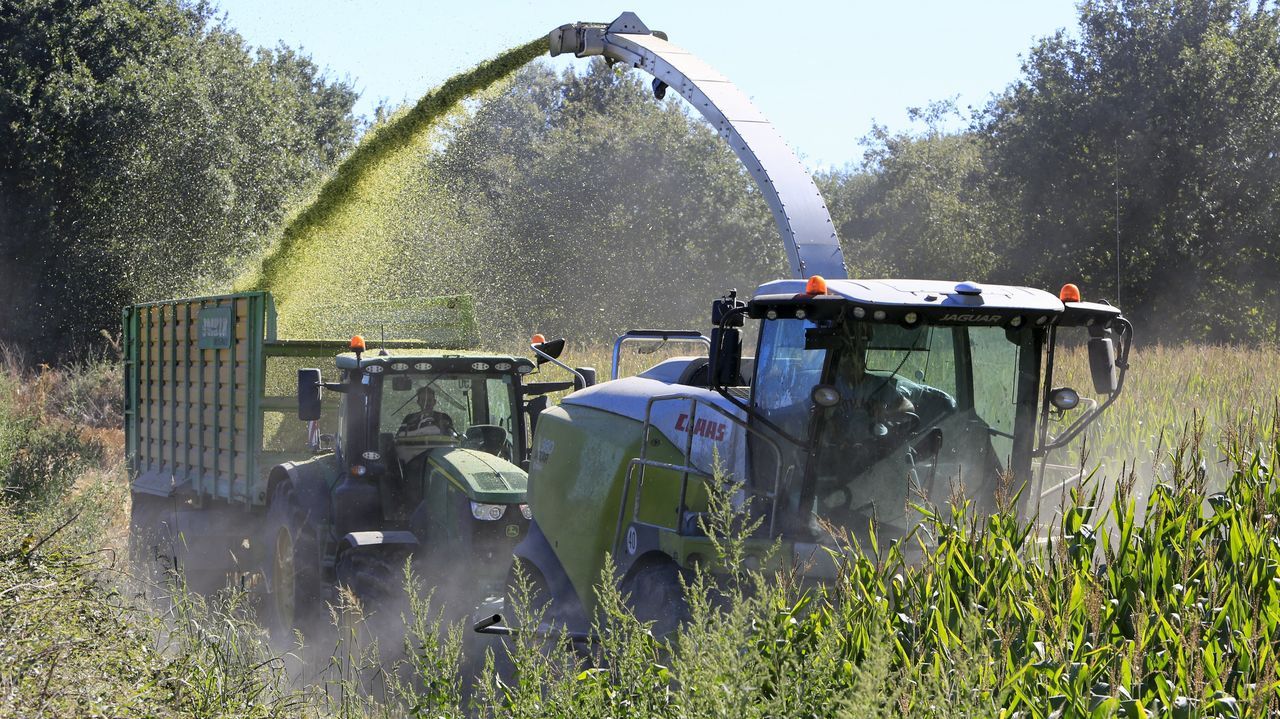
[753,317,1037,541]
[379,372,518,461]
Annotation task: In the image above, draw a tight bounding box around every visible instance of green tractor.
[125,292,591,635]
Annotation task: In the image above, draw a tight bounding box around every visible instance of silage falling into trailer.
[237,38,546,339]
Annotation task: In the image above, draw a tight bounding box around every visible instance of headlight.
[520,503,532,520]
[470,501,506,521]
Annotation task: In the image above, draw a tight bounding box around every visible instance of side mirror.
[525,394,549,439]
[298,368,322,421]
[574,366,597,389]
[709,327,742,387]
[811,384,840,408]
[1088,337,1119,394]
[533,338,566,365]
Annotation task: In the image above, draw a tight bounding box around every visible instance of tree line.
[3,0,1278,360]
[0,0,358,359]
[825,0,1280,343]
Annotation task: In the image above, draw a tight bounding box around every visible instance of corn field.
[2,343,1280,717]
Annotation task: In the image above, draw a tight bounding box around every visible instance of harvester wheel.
[622,559,690,638]
[262,482,322,640]
[504,559,554,627]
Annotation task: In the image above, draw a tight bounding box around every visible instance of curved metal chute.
[549,13,848,280]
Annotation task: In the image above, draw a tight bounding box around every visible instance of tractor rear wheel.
[261,482,322,641]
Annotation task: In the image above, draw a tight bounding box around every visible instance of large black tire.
[334,548,400,612]
[261,482,323,641]
[621,558,691,639]
[503,559,555,629]
[129,492,177,585]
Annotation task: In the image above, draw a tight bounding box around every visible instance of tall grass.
[3,343,1280,716]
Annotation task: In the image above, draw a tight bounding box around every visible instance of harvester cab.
[714,278,1131,544]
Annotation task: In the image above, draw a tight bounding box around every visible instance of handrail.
[611,329,710,380]
[611,393,784,557]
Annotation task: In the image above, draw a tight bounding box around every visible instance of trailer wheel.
[129,492,177,583]
[621,558,690,638]
[262,482,322,639]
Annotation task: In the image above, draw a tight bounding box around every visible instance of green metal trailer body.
[123,292,343,506]
[123,292,492,507]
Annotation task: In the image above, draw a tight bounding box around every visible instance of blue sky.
[212,0,1081,171]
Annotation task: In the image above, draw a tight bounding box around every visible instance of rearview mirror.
[391,374,412,391]
[1088,337,1119,394]
[533,338,566,365]
[710,327,742,387]
[574,366,597,390]
[811,384,840,408]
[298,368,322,421]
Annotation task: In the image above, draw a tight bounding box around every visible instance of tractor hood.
[423,447,527,504]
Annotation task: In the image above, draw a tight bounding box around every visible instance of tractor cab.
[713,277,1131,549]
[293,339,592,601]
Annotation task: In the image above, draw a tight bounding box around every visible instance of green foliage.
[981,0,1280,342]
[829,0,1280,343]
[427,60,783,341]
[4,345,1280,715]
[0,0,358,361]
[0,454,294,718]
[0,413,103,512]
[820,101,1005,282]
[0,362,107,513]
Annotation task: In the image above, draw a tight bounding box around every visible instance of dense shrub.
[0,353,112,512]
[0,414,104,511]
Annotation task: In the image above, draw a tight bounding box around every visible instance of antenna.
[1114,139,1121,305]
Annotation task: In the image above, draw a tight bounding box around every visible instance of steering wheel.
[875,410,921,445]
[813,409,922,510]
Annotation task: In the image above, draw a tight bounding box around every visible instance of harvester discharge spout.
[548,13,848,280]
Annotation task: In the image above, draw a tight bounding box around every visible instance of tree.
[0,0,358,359]
[429,60,784,341]
[981,0,1280,341]
[822,100,1006,282]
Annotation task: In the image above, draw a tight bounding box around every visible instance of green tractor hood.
[423,447,527,504]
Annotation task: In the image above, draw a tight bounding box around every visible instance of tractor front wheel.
[334,548,400,613]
